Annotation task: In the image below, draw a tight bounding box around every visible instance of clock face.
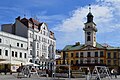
[87,32,91,35]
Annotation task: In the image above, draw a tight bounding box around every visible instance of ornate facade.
[57,8,120,72]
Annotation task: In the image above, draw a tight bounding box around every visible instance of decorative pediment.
[80,45,99,50]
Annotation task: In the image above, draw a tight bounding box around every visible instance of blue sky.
[0,0,120,49]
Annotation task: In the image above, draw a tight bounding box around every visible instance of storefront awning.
[0,60,25,65]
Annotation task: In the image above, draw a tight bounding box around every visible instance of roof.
[29,18,40,26]
[62,42,120,51]
[62,44,85,51]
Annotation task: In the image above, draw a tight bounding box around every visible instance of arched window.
[87,36,91,41]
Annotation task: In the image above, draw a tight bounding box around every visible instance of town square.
[0,0,120,80]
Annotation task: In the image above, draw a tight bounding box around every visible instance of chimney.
[16,16,21,20]
[75,42,80,46]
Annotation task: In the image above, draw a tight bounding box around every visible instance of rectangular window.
[76,52,79,58]
[43,31,45,35]
[24,53,26,58]
[37,43,39,48]
[15,52,17,57]
[71,53,73,57]
[56,61,58,65]
[30,50,32,55]
[36,35,37,39]
[100,51,104,57]
[107,52,111,58]
[76,60,78,64]
[30,42,32,47]
[95,60,98,63]
[65,53,68,58]
[20,52,22,58]
[0,49,2,55]
[17,43,19,47]
[87,52,91,57]
[113,52,117,58]
[107,60,111,65]
[71,60,73,64]
[100,59,103,64]
[113,60,117,65]
[5,50,8,56]
[80,52,83,57]
[12,51,14,57]
[21,44,23,47]
[39,36,41,41]
[42,38,44,42]
[80,60,83,64]
[95,52,98,57]
[37,51,39,56]
[30,33,33,38]
[0,38,1,43]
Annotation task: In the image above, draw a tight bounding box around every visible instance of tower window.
[87,32,91,35]
[87,36,91,41]
[88,26,90,28]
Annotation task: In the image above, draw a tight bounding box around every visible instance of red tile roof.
[29,18,40,26]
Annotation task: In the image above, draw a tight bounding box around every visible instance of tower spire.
[89,4,91,13]
[87,4,93,23]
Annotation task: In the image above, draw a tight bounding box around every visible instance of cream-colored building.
[57,9,120,71]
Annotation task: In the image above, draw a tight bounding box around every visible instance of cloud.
[52,0,120,49]
[53,4,116,33]
[52,7,88,32]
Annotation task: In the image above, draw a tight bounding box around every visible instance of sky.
[0,0,120,49]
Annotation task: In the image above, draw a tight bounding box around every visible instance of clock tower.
[83,5,97,47]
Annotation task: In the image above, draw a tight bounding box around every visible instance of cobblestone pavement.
[0,73,120,80]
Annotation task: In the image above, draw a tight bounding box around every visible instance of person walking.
[113,69,117,78]
[17,63,23,78]
[111,69,117,78]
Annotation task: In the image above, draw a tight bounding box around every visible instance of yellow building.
[56,7,120,72]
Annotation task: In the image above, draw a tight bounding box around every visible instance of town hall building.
[57,8,120,71]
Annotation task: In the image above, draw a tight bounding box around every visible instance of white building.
[1,16,56,69]
[0,31,28,71]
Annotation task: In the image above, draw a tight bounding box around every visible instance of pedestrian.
[111,69,114,78]
[85,68,89,80]
[113,69,117,78]
[17,63,23,78]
